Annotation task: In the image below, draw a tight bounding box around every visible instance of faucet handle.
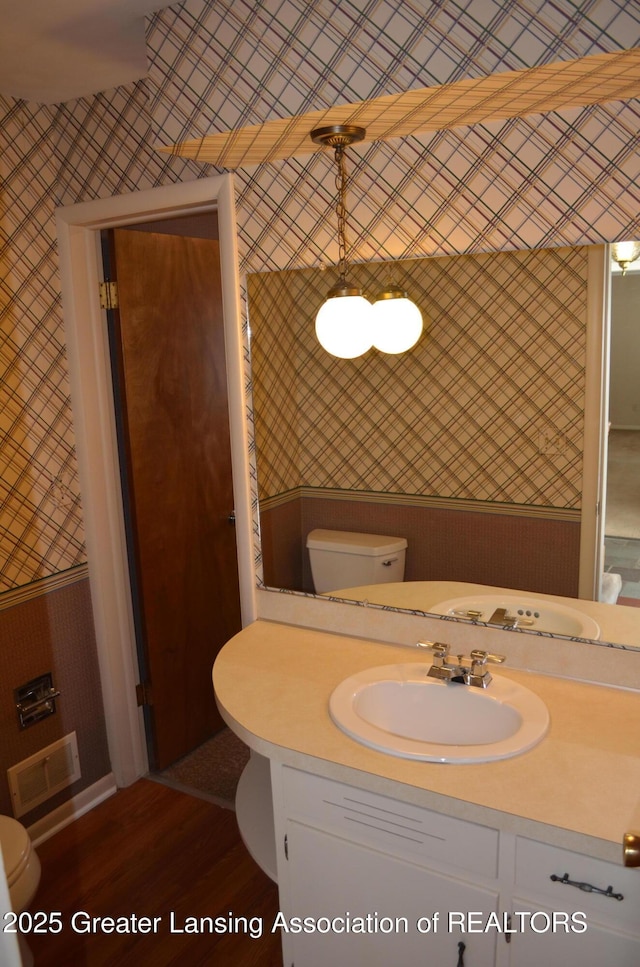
[466,650,506,688]
[417,641,450,670]
[470,649,506,666]
[417,641,450,657]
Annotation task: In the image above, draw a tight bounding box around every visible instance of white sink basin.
[329,663,549,763]
[430,593,600,639]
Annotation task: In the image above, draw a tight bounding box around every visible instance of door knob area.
[623,832,640,867]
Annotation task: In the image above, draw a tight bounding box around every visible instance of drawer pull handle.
[550,872,623,901]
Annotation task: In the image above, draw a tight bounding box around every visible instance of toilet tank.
[306,529,407,594]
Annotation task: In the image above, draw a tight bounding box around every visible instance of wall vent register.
[7,732,81,818]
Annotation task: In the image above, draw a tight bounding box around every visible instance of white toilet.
[306,529,407,593]
[0,816,41,967]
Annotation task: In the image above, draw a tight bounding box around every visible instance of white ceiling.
[0,0,175,104]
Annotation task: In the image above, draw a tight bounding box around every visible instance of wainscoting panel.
[261,494,580,599]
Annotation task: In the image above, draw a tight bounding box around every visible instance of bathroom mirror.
[247,245,637,650]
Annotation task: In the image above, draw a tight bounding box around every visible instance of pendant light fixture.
[371,283,423,354]
[311,125,373,359]
[611,241,640,275]
[311,124,423,358]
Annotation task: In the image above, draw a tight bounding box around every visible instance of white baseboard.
[27,774,117,847]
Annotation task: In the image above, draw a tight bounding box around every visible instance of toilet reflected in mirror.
[307,530,407,594]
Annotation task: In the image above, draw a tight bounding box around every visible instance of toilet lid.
[306,529,407,555]
[0,816,30,884]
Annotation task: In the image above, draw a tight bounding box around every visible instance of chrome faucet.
[417,641,506,688]
[487,607,534,628]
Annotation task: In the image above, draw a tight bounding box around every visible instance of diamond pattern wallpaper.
[1,0,639,592]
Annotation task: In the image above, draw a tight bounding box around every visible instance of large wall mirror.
[247,245,640,650]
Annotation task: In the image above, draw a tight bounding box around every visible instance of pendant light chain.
[335,143,349,286]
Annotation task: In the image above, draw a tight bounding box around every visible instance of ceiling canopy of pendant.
[160,47,640,169]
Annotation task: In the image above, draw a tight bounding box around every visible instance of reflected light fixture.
[311,124,373,359]
[611,241,640,275]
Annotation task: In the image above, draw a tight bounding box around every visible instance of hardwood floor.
[27,779,282,966]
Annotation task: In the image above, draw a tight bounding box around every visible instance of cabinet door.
[508,898,640,967]
[283,820,499,967]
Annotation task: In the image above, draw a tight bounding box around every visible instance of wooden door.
[106,225,242,770]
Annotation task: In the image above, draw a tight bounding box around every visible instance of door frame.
[579,244,611,599]
[56,175,255,786]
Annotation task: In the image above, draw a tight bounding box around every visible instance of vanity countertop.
[213,619,640,864]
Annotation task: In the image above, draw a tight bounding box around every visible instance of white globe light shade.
[612,241,640,270]
[371,293,423,354]
[315,294,373,358]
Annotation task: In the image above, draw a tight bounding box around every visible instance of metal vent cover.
[7,732,80,818]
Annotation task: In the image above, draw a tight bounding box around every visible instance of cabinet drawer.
[281,766,498,877]
[515,837,640,934]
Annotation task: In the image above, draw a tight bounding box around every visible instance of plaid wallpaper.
[0,84,205,592]
[1,0,639,591]
[0,100,85,591]
[249,246,587,507]
[148,0,640,271]
[148,0,637,144]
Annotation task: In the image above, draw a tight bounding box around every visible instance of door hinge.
[99,280,119,310]
[284,834,288,860]
[136,681,153,707]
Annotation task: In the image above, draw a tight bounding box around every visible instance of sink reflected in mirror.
[430,593,601,639]
[330,663,549,763]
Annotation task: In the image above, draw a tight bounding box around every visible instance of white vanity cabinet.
[270,765,640,967]
[272,766,501,967]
